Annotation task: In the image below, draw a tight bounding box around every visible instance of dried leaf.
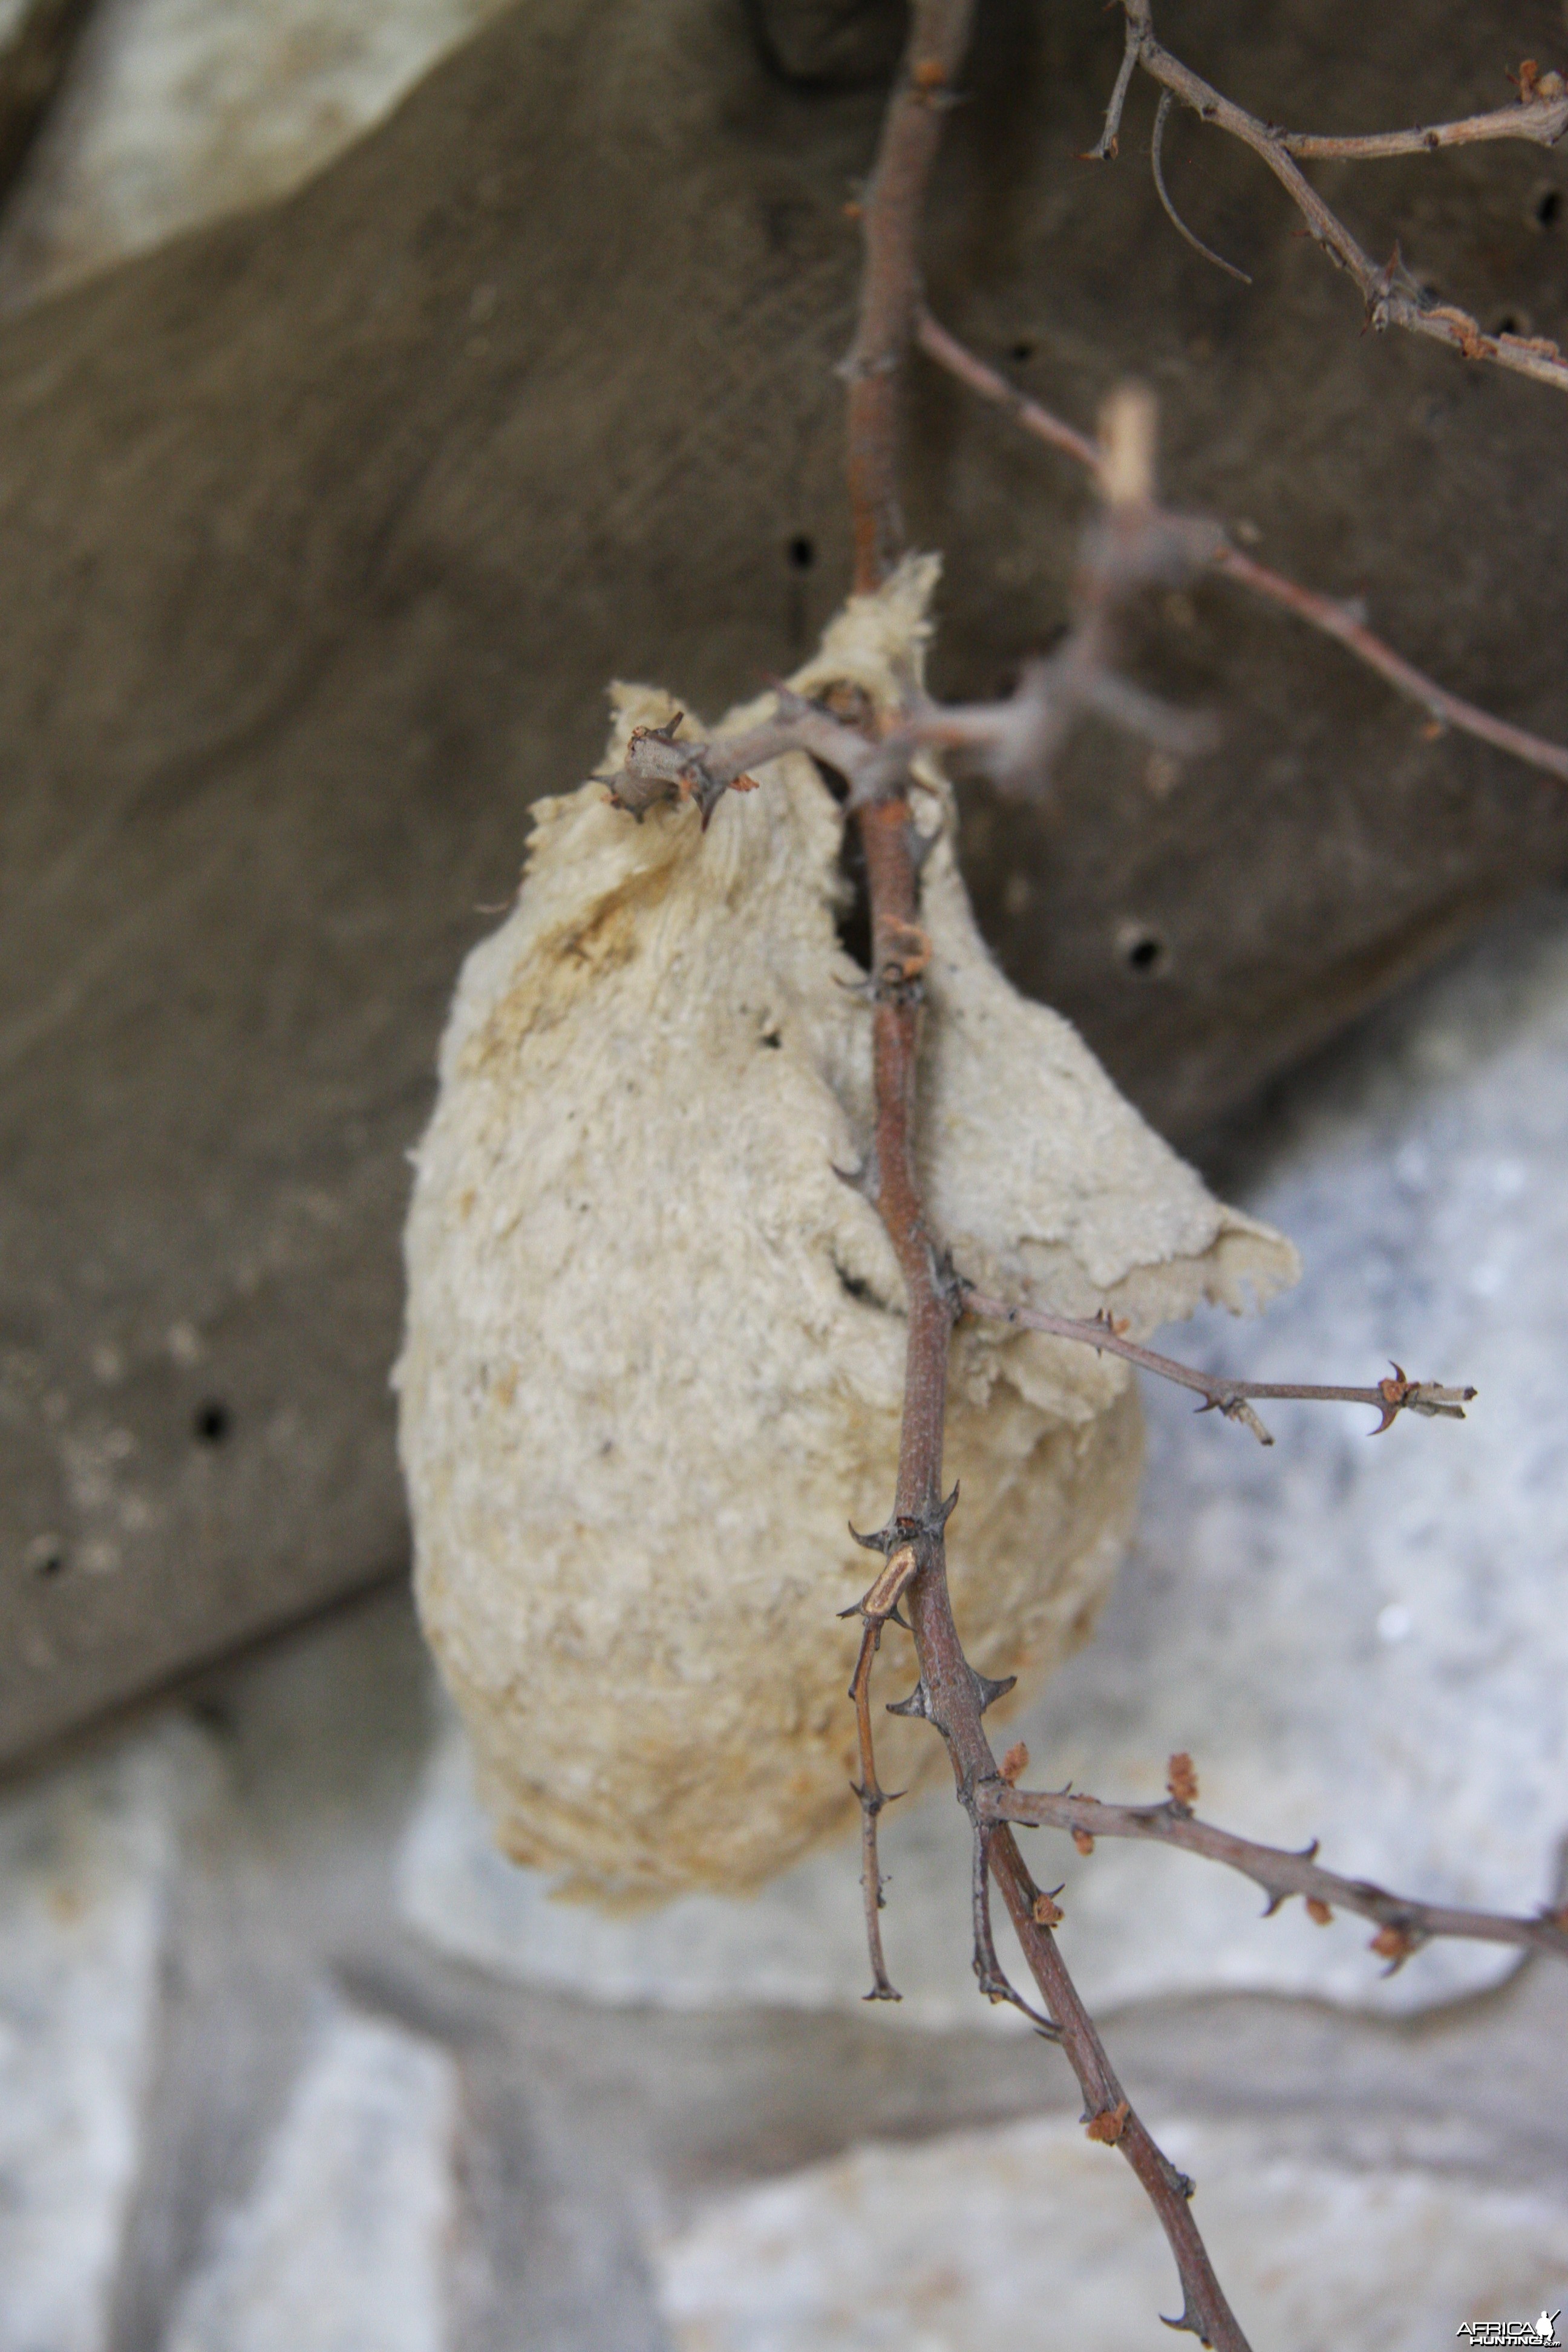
[1085,2100,1130,2145]
[1166,1751,1198,1808]
[1305,1896,1333,1926]
[1031,1890,1063,1927]
[1000,1741,1030,1786]
[1073,1828,1096,1857]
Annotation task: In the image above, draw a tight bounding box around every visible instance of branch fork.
[1094,0,1568,396]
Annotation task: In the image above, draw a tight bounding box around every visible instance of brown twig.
[1209,544,1568,782]
[839,1536,927,2001]
[840,31,1425,2299]
[1096,1,1568,397]
[912,398,1223,792]
[606,391,1226,823]
[1092,33,1568,165]
[1279,79,1568,161]
[603,508,1219,821]
[844,0,979,589]
[855,789,1252,2347]
[958,1281,1474,1445]
[596,4,1529,2335]
[914,308,1568,788]
[982,1777,1568,1974]
[845,1614,901,2000]
[601,699,890,823]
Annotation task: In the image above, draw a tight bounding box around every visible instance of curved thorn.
[1159,2305,1204,2339]
[972,1667,1018,1714]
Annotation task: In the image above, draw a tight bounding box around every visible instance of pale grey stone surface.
[0,1571,1566,2352]
[400,898,1568,2022]
[399,1698,1007,2030]
[166,2005,457,2352]
[653,2112,1568,2351]
[1004,893,1568,2016]
[0,1721,219,2352]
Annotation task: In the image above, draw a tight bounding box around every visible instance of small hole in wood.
[788,535,816,570]
[193,1400,232,1445]
[1119,927,1166,976]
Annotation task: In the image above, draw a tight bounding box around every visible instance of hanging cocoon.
[396,559,1298,1904]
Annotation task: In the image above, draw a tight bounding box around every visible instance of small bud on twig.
[1371,1364,1476,1434]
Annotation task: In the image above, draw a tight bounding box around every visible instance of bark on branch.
[958,1282,1474,1445]
[981,1775,1568,1974]
[913,309,1568,788]
[844,0,979,589]
[1096,1,1568,397]
[857,793,1252,2348]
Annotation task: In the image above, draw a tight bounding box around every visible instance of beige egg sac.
[396,558,1298,1904]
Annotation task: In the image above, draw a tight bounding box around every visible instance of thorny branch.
[601,7,1549,2344]
[1277,65,1568,161]
[958,1281,1474,1446]
[843,0,979,590]
[604,493,1216,824]
[1093,2,1568,396]
[607,350,1568,829]
[982,1759,1568,1974]
[854,788,1252,2348]
[606,390,1227,823]
[837,11,1255,2337]
[915,309,1568,789]
[840,1534,924,2001]
[607,316,1568,831]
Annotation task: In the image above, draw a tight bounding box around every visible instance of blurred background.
[2,1,1567,2345]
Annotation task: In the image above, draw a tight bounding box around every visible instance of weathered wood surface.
[3,0,1566,1762]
